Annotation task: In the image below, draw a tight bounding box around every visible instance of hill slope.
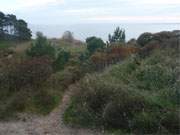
[64,48,180,134]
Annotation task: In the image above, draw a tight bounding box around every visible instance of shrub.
[132,112,159,134]
[64,75,118,126]
[86,36,105,54]
[27,32,55,58]
[137,32,153,47]
[135,65,175,90]
[110,46,140,60]
[173,81,180,105]
[90,47,140,70]
[4,90,31,114]
[64,73,147,129]
[9,56,53,90]
[53,49,70,71]
[33,88,60,114]
[64,48,180,134]
[79,51,90,62]
[78,76,116,113]
[0,57,52,119]
[90,52,107,70]
[103,91,146,129]
[50,66,82,90]
[139,41,161,58]
[161,110,180,134]
[108,58,139,84]
[79,60,96,74]
[64,97,97,127]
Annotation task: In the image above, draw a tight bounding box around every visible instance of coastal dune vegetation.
[0,11,180,134]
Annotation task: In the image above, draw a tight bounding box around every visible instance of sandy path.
[0,86,103,135]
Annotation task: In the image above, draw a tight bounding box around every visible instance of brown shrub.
[110,46,140,57]
[8,56,53,91]
[90,46,140,70]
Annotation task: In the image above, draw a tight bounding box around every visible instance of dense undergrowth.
[64,48,180,134]
[0,33,89,120]
[0,29,180,134]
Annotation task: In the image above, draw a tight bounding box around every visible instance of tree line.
[0,11,32,41]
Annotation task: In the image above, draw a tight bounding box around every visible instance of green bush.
[50,66,82,90]
[161,110,180,134]
[26,32,55,58]
[132,112,159,134]
[64,49,180,134]
[109,58,139,84]
[79,51,90,62]
[64,74,147,129]
[64,97,97,127]
[86,36,105,54]
[135,65,175,90]
[103,91,146,129]
[53,48,70,71]
[64,75,117,126]
[0,89,30,119]
[33,88,61,114]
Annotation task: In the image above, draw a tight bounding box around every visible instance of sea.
[30,23,180,41]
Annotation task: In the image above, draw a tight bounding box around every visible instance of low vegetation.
[64,48,180,134]
[26,32,55,59]
[0,15,179,134]
[0,31,88,119]
[64,30,180,134]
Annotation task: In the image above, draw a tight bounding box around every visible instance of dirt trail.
[0,86,103,135]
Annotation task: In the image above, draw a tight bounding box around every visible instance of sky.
[0,0,180,25]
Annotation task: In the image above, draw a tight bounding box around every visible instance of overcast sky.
[1,0,180,25]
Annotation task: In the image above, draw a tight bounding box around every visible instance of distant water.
[29,23,180,41]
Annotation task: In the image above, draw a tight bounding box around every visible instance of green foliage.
[27,32,55,58]
[79,51,90,62]
[0,11,31,41]
[64,97,97,127]
[161,110,180,134]
[32,88,61,114]
[64,49,180,134]
[103,91,146,129]
[53,48,70,71]
[86,36,105,54]
[0,40,25,50]
[0,30,90,119]
[135,65,175,90]
[54,66,82,89]
[0,12,5,38]
[16,19,32,40]
[132,112,159,134]
[108,27,126,44]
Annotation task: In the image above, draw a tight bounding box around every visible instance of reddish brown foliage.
[9,56,53,90]
[139,41,161,57]
[91,46,140,69]
[110,46,140,58]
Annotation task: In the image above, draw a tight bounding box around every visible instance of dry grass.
[50,38,86,54]
[11,42,31,54]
